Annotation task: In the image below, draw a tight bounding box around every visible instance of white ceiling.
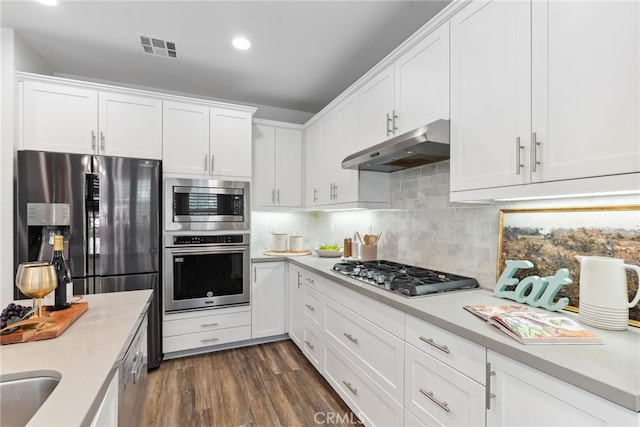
[0,0,450,120]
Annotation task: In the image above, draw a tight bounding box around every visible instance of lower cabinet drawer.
[303,286,323,329]
[302,320,323,371]
[405,344,485,427]
[324,340,403,427]
[404,409,426,427]
[163,311,251,337]
[324,298,404,402]
[163,325,252,353]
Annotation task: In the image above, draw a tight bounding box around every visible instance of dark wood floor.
[142,340,360,426]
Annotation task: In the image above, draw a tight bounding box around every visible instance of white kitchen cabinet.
[305,95,390,209]
[252,122,303,209]
[288,264,304,348]
[251,262,285,339]
[357,23,450,149]
[405,344,485,427]
[162,307,251,357]
[163,104,253,178]
[21,78,162,159]
[302,319,324,371]
[89,370,118,427]
[450,0,639,196]
[487,350,639,426]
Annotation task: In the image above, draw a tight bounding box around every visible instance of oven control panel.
[171,234,247,245]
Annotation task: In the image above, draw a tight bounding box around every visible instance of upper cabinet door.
[98,92,162,159]
[304,121,323,206]
[210,108,252,178]
[333,93,360,203]
[252,124,277,208]
[162,101,210,175]
[357,63,395,148]
[274,127,303,207]
[395,22,450,133]
[22,80,98,155]
[531,1,640,183]
[449,0,531,192]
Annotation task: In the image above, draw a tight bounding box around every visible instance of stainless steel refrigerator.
[15,150,161,369]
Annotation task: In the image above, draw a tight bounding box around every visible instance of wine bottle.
[50,234,72,310]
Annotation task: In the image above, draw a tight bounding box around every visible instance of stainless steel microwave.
[164,177,250,231]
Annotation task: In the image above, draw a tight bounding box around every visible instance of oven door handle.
[169,246,247,256]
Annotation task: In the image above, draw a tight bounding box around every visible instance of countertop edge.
[286,256,640,413]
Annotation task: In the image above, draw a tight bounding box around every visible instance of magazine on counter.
[464,305,602,345]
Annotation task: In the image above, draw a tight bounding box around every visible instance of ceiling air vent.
[138,35,178,59]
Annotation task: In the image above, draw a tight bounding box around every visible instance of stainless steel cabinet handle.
[419,336,450,353]
[532,132,541,172]
[304,340,315,350]
[305,277,315,285]
[200,322,219,327]
[343,332,359,344]
[272,189,276,204]
[254,266,257,282]
[277,189,280,204]
[304,303,315,312]
[200,337,219,343]
[420,389,450,412]
[297,272,302,288]
[333,184,338,200]
[515,136,524,175]
[392,109,398,134]
[210,154,215,174]
[486,362,496,409]
[91,131,96,151]
[204,154,208,172]
[386,112,392,136]
[313,188,318,203]
[343,380,358,395]
[99,131,105,152]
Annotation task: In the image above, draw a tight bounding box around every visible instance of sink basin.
[0,370,61,427]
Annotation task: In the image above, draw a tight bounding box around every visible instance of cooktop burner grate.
[332,260,479,297]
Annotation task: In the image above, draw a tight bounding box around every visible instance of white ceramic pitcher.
[575,255,640,330]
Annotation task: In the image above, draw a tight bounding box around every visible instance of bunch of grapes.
[1,303,32,329]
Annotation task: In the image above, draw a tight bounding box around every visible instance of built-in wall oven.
[163,233,250,312]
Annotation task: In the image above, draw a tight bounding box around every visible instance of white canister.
[271,233,288,252]
[289,235,303,252]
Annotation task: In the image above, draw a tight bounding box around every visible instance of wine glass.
[15,261,57,319]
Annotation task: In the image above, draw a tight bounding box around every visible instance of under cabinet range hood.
[342,119,450,172]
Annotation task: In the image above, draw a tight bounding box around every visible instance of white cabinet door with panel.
[21,80,98,154]
[252,122,303,208]
[357,63,395,148]
[210,108,252,178]
[251,262,285,339]
[98,92,162,159]
[163,101,210,175]
[487,350,639,426]
[287,264,304,348]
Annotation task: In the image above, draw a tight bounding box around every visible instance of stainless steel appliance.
[119,309,148,426]
[164,177,249,232]
[15,150,162,369]
[332,260,479,297]
[163,233,250,312]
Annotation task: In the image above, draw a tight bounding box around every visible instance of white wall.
[14,33,54,75]
[1,28,15,304]
[252,161,640,288]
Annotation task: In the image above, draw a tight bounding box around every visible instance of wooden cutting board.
[0,302,88,345]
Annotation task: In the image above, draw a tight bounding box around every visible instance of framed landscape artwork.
[497,206,640,327]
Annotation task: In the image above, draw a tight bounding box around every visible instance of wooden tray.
[1,302,88,345]
[263,250,312,256]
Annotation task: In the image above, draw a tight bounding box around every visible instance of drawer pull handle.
[304,340,315,350]
[343,380,358,395]
[343,333,359,344]
[305,277,315,284]
[420,389,450,413]
[419,336,449,353]
[200,337,219,343]
[304,304,315,311]
[200,322,219,327]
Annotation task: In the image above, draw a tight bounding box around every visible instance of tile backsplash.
[252,161,638,288]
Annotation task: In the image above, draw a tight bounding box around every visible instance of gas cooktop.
[332,260,479,298]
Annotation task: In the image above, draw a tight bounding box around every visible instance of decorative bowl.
[314,248,343,258]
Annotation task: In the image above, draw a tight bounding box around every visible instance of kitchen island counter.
[289,256,640,413]
[0,290,152,426]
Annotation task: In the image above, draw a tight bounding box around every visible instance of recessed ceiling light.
[36,0,58,5]
[232,37,251,50]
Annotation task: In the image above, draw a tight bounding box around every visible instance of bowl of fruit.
[314,244,343,258]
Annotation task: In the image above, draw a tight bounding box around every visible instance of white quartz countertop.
[0,290,152,426]
[286,255,640,413]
